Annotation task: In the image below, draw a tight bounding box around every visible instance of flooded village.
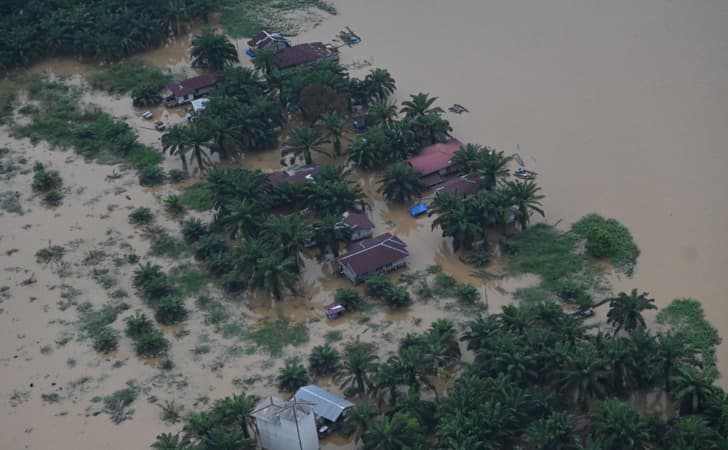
[1,1,728,449]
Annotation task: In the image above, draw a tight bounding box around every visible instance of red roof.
[338,233,409,277]
[342,211,374,231]
[167,74,218,97]
[274,43,338,69]
[268,164,321,187]
[406,139,464,177]
[435,177,478,198]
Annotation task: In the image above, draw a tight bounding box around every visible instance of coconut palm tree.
[247,254,299,302]
[364,68,397,103]
[191,28,239,71]
[161,124,191,174]
[277,359,310,392]
[400,92,444,120]
[506,179,545,229]
[431,199,482,251]
[670,366,719,415]
[316,112,347,156]
[282,126,330,165]
[368,101,398,127]
[477,149,512,189]
[589,399,649,450]
[362,412,424,450]
[308,344,340,377]
[262,214,311,271]
[335,338,379,396]
[378,162,424,203]
[559,346,608,411]
[606,289,657,335]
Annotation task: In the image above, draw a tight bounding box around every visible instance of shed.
[342,211,374,241]
[294,385,354,423]
[166,74,218,106]
[252,396,319,450]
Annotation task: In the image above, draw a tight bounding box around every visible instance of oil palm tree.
[214,198,261,239]
[347,128,391,170]
[211,393,259,440]
[362,412,424,450]
[364,68,397,103]
[506,179,545,229]
[202,426,245,450]
[316,112,347,156]
[606,289,657,335]
[589,399,649,450]
[372,361,404,407]
[451,143,485,175]
[431,199,482,251]
[151,432,190,450]
[666,416,721,449]
[161,124,191,174]
[522,412,579,450]
[368,101,398,127]
[400,92,444,120]
[191,28,239,71]
[277,359,310,392]
[343,403,378,444]
[308,344,340,377]
[262,213,312,267]
[282,126,330,165]
[248,254,299,302]
[378,162,424,203]
[655,332,697,392]
[335,338,379,396]
[305,180,366,217]
[186,125,213,173]
[477,149,512,189]
[412,112,452,145]
[559,346,608,411]
[251,48,277,77]
[312,214,351,257]
[670,366,719,415]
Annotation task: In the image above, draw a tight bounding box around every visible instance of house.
[342,211,375,240]
[406,139,464,187]
[247,31,291,52]
[434,176,479,199]
[251,396,319,450]
[337,233,409,283]
[165,74,218,106]
[274,42,339,70]
[294,385,354,428]
[268,164,321,188]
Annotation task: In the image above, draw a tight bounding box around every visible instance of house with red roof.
[337,233,409,283]
[274,43,339,70]
[341,211,375,241]
[166,74,219,106]
[434,176,479,199]
[406,139,464,187]
[267,164,321,188]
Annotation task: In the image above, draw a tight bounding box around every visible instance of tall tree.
[670,366,720,415]
[191,28,239,71]
[558,346,608,410]
[362,412,424,450]
[262,214,311,270]
[316,112,347,156]
[364,68,397,103]
[247,254,299,302]
[186,125,213,173]
[368,101,398,127]
[477,149,512,190]
[282,126,330,165]
[506,179,545,229]
[161,124,191,174]
[431,199,482,251]
[606,289,657,335]
[335,338,379,396]
[378,162,424,203]
[589,399,649,450]
[400,92,444,120]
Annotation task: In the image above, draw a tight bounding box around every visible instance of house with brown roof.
[434,176,479,199]
[268,164,321,187]
[337,233,409,283]
[247,31,291,52]
[341,211,375,241]
[406,139,464,187]
[274,43,339,70]
[165,74,219,106]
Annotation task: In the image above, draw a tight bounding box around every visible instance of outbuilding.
[251,396,319,450]
[247,31,291,52]
[294,385,354,427]
[337,233,409,283]
[274,43,339,70]
[165,74,218,106]
[406,139,464,187]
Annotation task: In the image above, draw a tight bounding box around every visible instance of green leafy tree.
[400,92,444,120]
[364,68,397,103]
[431,198,482,251]
[335,338,379,396]
[477,149,512,190]
[343,403,379,443]
[309,344,340,377]
[559,346,608,410]
[277,358,310,392]
[282,126,330,165]
[316,112,347,156]
[670,365,720,415]
[247,254,299,302]
[589,399,649,450]
[506,179,545,229]
[522,412,579,450]
[378,162,424,203]
[191,28,239,71]
[607,289,657,335]
[262,213,312,271]
[362,412,424,450]
[211,393,259,439]
[368,101,398,127]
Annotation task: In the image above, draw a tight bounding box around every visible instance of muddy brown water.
[2,1,728,449]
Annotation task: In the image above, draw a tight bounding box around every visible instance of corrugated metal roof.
[294,385,354,422]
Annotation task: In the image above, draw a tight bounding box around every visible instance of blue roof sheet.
[410,204,428,217]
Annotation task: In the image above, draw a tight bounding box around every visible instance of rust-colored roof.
[338,233,408,276]
[342,211,374,231]
[268,164,321,187]
[274,43,338,69]
[406,139,464,176]
[167,74,218,97]
[435,177,478,198]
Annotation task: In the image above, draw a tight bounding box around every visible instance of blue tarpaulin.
[410,204,428,217]
[245,49,256,57]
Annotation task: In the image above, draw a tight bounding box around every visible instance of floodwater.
[2,1,728,449]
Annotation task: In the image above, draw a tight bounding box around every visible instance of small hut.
[251,396,319,450]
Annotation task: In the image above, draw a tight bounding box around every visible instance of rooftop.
[338,233,409,276]
[274,43,339,69]
[247,30,289,49]
[406,139,464,176]
[294,385,354,422]
[268,164,321,187]
[435,177,479,197]
[251,396,315,424]
[342,211,374,231]
[167,74,218,97]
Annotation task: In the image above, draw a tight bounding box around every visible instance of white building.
[252,396,319,450]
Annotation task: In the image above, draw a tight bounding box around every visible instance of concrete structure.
[337,233,409,283]
[166,74,218,106]
[274,43,339,70]
[406,139,464,187]
[252,396,319,450]
[342,211,375,241]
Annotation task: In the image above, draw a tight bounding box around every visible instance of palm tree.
[191,28,239,71]
[151,432,190,450]
[183,411,216,441]
[589,399,649,450]
[364,68,397,103]
[424,319,462,373]
[212,393,259,439]
[312,214,351,258]
[251,48,278,77]
[400,92,444,120]
[305,180,366,217]
[343,403,378,443]
[412,113,452,145]
[282,126,330,165]
[655,332,697,392]
[362,412,424,450]
[262,214,311,270]
[368,101,398,127]
[670,365,719,415]
[666,416,720,449]
[431,199,482,251]
[308,344,340,377]
[161,124,191,174]
[506,179,545,229]
[335,338,379,396]
[559,346,608,411]
[277,359,310,392]
[214,198,261,239]
[461,315,500,352]
[202,426,245,450]
[477,149,512,189]
[451,143,485,175]
[247,254,299,302]
[372,361,403,407]
[378,162,424,203]
[606,289,657,335]
[522,412,579,450]
[186,125,213,173]
[316,112,347,156]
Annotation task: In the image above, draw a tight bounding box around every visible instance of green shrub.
[168,169,187,183]
[43,190,63,206]
[133,330,169,357]
[308,344,340,377]
[207,252,234,278]
[365,273,393,298]
[182,218,209,244]
[131,84,163,107]
[154,297,188,325]
[220,272,246,294]
[383,285,412,308]
[164,195,186,217]
[455,283,480,304]
[128,207,154,225]
[194,235,227,261]
[657,298,721,370]
[124,312,154,339]
[571,214,639,274]
[334,288,364,310]
[92,327,118,353]
[138,165,165,186]
[88,62,172,94]
[32,163,62,193]
[434,273,457,296]
[180,184,213,211]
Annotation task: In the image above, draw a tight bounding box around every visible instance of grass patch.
[149,233,190,259]
[246,318,309,355]
[657,298,721,373]
[0,80,16,125]
[102,385,139,424]
[168,266,210,296]
[87,62,172,94]
[220,0,337,37]
[179,184,213,211]
[196,295,229,327]
[571,213,639,274]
